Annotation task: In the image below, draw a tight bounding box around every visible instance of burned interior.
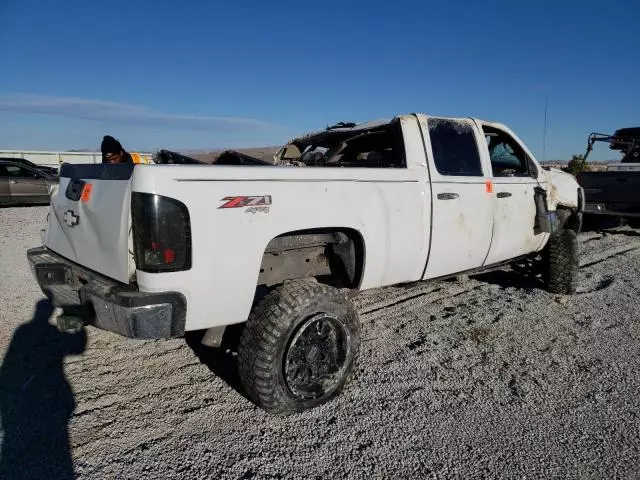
[277,119,407,168]
[151,119,408,168]
[153,149,272,166]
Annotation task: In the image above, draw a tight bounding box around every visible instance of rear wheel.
[238,279,360,414]
[544,229,579,294]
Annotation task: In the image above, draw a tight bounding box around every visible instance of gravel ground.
[1,206,639,479]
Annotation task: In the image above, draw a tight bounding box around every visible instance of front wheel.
[544,228,579,294]
[238,279,360,414]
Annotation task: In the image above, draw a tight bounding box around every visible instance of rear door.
[480,124,543,264]
[44,163,135,283]
[421,118,493,279]
[5,163,50,203]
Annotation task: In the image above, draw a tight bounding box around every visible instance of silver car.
[0,158,59,205]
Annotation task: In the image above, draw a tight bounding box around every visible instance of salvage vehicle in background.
[576,128,640,223]
[0,158,58,205]
[1,157,59,175]
[27,114,583,414]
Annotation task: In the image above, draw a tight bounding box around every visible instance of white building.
[0,150,153,169]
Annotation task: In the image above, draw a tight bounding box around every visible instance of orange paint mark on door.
[485,180,493,194]
[81,183,93,202]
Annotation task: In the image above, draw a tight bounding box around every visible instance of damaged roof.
[288,118,394,146]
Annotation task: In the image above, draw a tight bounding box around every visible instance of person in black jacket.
[101,135,134,164]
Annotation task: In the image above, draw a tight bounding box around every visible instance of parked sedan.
[0,159,59,205]
[1,157,59,175]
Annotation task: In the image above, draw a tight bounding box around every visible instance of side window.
[428,119,483,176]
[483,128,535,178]
[5,165,38,177]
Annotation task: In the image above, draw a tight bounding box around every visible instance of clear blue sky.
[1,0,638,160]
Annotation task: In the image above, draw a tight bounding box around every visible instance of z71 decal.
[219,196,272,214]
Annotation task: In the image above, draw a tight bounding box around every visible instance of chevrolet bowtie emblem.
[63,210,79,227]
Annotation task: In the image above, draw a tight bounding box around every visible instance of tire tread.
[238,279,360,414]
[545,228,579,294]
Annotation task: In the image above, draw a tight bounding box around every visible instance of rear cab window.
[427,119,484,177]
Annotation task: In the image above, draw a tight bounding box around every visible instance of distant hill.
[181,147,280,164]
[541,159,621,173]
[541,159,620,165]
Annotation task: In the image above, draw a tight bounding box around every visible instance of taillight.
[131,192,192,272]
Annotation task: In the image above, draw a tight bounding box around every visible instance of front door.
[481,125,543,265]
[421,118,494,279]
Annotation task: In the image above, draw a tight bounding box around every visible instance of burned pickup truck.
[28,114,583,414]
[577,127,640,221]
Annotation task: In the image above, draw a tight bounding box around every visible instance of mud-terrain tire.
[544,228,579,294]
[238,279,360,414]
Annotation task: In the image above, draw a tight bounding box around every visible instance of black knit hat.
[101,135,123,155]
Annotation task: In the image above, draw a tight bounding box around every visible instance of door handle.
[9,180,16,184]
[437,192,459,200]
[497,192,512,198]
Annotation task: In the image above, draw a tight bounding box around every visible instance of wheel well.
[557,206,582,233]
[257,228,365,289]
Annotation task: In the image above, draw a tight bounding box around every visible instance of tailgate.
[578,171,640,206]
[44,163,135,284]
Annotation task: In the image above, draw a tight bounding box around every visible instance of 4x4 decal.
[219,195,272,213]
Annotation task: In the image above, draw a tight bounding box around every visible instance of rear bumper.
[26,247,186,339]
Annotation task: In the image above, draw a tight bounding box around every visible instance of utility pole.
[543,95,548,163]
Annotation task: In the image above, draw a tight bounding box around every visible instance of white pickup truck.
[27,114,584,414]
